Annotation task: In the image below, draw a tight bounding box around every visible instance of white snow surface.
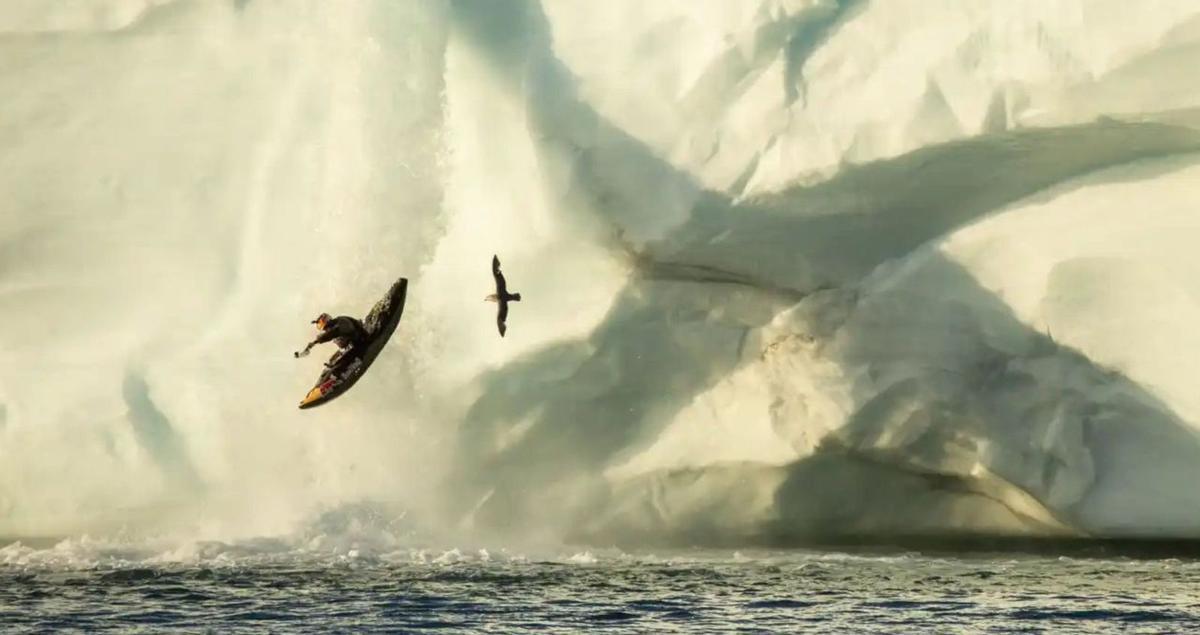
[2,0,1200,544]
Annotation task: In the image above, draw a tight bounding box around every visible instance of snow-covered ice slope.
[2,0,1200,544]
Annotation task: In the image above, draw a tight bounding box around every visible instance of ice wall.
[436,0,1200,543]
[3,0,1200,546]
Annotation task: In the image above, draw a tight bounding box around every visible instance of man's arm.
[295,316,361,357]
[313,328,340,345]
[295,328,337,357]
[324,317,362,343]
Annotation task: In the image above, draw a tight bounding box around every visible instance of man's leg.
[325,348,345,370]
[327,347,358,375]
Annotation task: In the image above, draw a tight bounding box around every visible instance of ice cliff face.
[3,0,1200,545]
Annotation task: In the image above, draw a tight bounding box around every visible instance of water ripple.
[3,547,1200,633]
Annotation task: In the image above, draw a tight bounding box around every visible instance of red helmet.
[312,313,332,329]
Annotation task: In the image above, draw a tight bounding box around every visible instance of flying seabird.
[485,254,521,336]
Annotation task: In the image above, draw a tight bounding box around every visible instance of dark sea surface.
[4,536,1200,633]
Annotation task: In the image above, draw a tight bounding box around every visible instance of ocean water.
[4,540,1200,633]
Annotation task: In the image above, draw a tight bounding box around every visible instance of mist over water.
[2,1,454,542]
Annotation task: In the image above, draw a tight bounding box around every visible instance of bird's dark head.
[484,294,499,303]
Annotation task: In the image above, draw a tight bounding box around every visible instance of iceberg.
[2,0,1200,545]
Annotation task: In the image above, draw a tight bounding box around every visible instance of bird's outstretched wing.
[496,301,508,337]
[492,254,508,296]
